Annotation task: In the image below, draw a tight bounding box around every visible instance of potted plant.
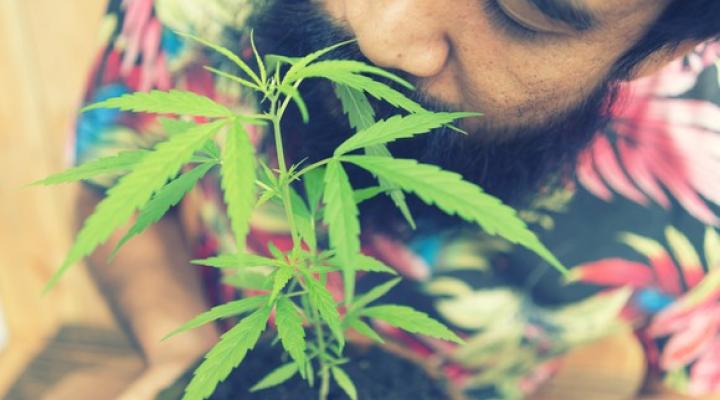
[36,32,565,400]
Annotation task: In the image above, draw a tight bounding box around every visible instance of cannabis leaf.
[346,318,384,344]
[322,160,361,304]
[250,363,299,392]
[110,162,215,259]
[331,366,358,400]
[163,295,269,341]
[307,276,345,348]
[45,120,226,292]
[334,112,477,156]
[184,305,272,400]
[271,267,294,302]
[347,277,402,315]
[362,305,463,344]
[342,155,566,273]
[295,60,413,89]
[313,71,424,113]
[32,150,148,186]
[82,90,234,118]
[275,296,307,367]
[221,121,257,251]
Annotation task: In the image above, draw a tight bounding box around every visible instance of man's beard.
[247,0,619,234]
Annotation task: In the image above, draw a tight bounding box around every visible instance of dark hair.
[613,0,720,77]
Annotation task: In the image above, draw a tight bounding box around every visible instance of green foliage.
[322,160,361,304]
[275,296,307,367]
[221,121,257,251]
[82,90,234,118]
[362,305,464,344]
[250,363,299,392]
[343,155,566,273]
[110,162,216,259]
[331,367,358,400]
[32,150,147,186]
[163,295,269,341]
[183,305,272,400]
[44,120,226,292]
[42,35,567,400]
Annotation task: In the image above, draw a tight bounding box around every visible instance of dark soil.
[157,338,450,399]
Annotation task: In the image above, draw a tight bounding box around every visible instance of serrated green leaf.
[303,166,326,214]
[348,277,401,315]
[163,295,268,341]
[311,70,424,113]
[45,120,226,292]
[280,85,309,123]
[177,31,262,88]
[271,267,294,302]
[323,160,361,304]
[347,318,385,344]
[343,156,565,273]
[82,90,233,118]
[249,30,267,87]
[222,270,272,291]
[110,162,215,259]
[204,66,262,92]
[221,121,257,252]
[283,40,355,84]
[191,253,284,268]
[335,84,375,131]
[344,254,397,275]
[364,144,416,229]
[335,112,477,156]
[275,297,307,367]
[265,54,301,75]
[183,305,271,400]
[159,118,196,136]
[362,304,463,344]
[307,276,344,348]
[250,362,298,392]
[297,60,413,89]
[32,150,147,186]
[353,186,385,204]
[331,367,357,400]
[289,187,317,252]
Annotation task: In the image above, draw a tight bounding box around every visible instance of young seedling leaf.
[81,90,234,118]
[249,362,299,392]
[335,112,478,156]
[364,144,416,229]
[303,166,326,215]
[110,162,215,260]
[347,318,385,344]
[32,150,147,186]
[221,121,257,252]
[163,295,269,341]
[296,60,413,90]
[362,304,464,344]
[275,296,307,367]
[271,267,294,302]
[177,31,262,88]
[322,160,361,304]
[183,305,272,400]
[191,253,284,269]
[307,276,345,348]
[311,71,424,113]
[348,277,402,315]
[45,120,226,292]
[331,367,358,400]
[335,83,375,131]
[343,156,566,273]
[249,30,267,87]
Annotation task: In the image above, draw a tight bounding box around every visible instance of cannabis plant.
[36,33,565,400]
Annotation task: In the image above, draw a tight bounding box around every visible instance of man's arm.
[76,185,218,399]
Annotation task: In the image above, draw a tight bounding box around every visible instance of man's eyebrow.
[527,0,597,31]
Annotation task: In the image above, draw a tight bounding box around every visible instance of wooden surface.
[0,1,707,399]
[0,0,115,395]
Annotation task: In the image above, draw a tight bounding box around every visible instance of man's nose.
[345,0,450,79]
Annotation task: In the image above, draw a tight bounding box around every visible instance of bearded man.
[71,0,720,398]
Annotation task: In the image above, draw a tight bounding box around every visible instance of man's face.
[322,0,669,133]
[251,0,671,210]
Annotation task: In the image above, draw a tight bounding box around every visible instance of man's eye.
[484,0,540,40]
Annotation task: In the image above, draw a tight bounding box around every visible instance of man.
[73,0,720,398]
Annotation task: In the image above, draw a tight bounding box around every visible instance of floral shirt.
[72,0,720,398]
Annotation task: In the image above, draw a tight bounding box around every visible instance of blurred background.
[0,1,708,399]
